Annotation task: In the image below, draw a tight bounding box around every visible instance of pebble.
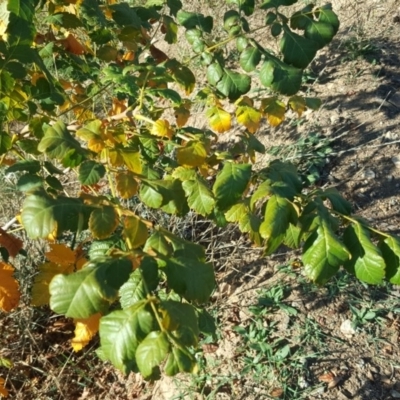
[392,156,400,169]
[340,319,357,337]
[363,169,376,179]
[391,390,400,398]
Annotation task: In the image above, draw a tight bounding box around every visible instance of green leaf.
[165,347,196,375]
[144,231,173,256]
[379,236,400,284]
[38,121,84,161]
[163,15,178,44]
[6,160,41,174]
[0,131,12,155]
[213,163,252,211]
[136,331,170,379]
[343,223,386,284]
[260,56,303,95]
[17,173,43,192]
[161,256,215,303]
[89,206,119,239]
[240,47,261,72]
[49,258,132,318]
[216,69,251,101]
[302,220,350,284]
[280,25,319,69]
[45,176,64,192]
[45,12,83,28]
[261,0,297,10]
[176,10,213,32]
[21,192,57,239]
[123,215,148,249]
[99,301,155,373]
[322,187,352,215]
[120,270,148,309]
[119,148,142,174]
[260,195,297,254]
[177,141,207,167]
[79,160,106,186]
[109,3,141,28]
[160,301,199,346]
[207,63,224,86]
[284,223,302,248]
[182,177,215,216]
[317,4,340,34]
[305,21,335,49]
[227,0,255,16]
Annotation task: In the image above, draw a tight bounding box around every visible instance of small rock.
[340,319,357,337]
[392,156,400,169]
[363,169,376,179]
[391,390,400,398]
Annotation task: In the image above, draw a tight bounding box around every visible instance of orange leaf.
[0,377,8,398]
[45,243,87,270]
[0,228,23,258]
[60,34,86,55]
[71,313,101,352]
[0,263,20,312]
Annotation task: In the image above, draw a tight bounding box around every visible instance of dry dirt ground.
[1,1,400,399]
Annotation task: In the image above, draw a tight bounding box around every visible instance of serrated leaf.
[288,95,306,117]
[236,104,262,133]
[260,57,303,96]
[119,148,142,174]
[343,223,386,284]
[379,236,400,284]
[216,69,251,101]
[207,63,224,86]
[49,258,132,318]
[302,220,350,284]
[98,301,155,373]
[206,106,231,133]
[119,270,146,309]
[160,301,199,346]
[283,223,302,248]
[322,187,352,215]
[162,256,215,304]
[123,215,148,249]
[115,171,138,199]
[260,195,297,255]
[240,47,261,72]
[71,313,101,352]
[177,141,207,167]
[79,160,105,186]
[182,177,215,216]
[213,163,252,210]
[76,120,105,153]
[280,25,319,69]
[89,206,119,239]
[261,97,286,127]
[136,331,170,379]
[0,262,20,312]
[151,119,173,138]
[38,121,84,160]
[144,231,173,256]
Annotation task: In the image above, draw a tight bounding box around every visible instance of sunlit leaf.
[380,236,400,285]
[177,141,207,167]
[89,206,119,239]
[115,171,138,199]
[0,263,20,312]
[123,215,148,249]
[261,97,286,127]
[182,177,215,216]
[235,103,262,133]
[206,106,231,133]
[71,313,101,352]
[151,119,173,138]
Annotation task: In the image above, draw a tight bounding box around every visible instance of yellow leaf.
[71,313,101,352]
[0,377,8,398]
[151,119,174,138]
[108,148,124,167]
[31,262,74,306]
[0,228,23,258]
[123,216,148,249]
[261,97,286,127]
[0,263,20,312]
[177,141,207,167]
[31,244,87,306]
[288,95,306,117]
[235,104,262,134]
[206,106,231,133]
[119,149,142,174]
[115,171,138,199]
